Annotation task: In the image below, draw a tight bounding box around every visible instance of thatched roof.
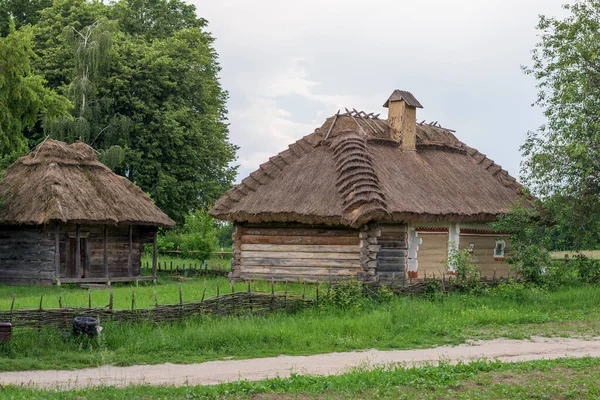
[0,139,175,227]
[210,114,525,227]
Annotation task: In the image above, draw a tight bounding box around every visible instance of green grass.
[3,357,600,398]
[0,269,316,311]
[2,284,600,371]
[140,254,231,273]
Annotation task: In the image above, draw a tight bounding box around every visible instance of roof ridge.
[465,146,522,190]
[331,132,388,226]
[210,132,321,217]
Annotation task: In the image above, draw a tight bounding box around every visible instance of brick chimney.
[383,90,423,151]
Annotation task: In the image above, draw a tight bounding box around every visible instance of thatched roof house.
[0,139,174,285]
[211,90,525,282]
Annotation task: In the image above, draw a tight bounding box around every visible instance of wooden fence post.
[39,294,44,310]
[88,289,92,309]
[154,290,158,308]
[58,295,62,309]
[10,295,15,312]
[109,289,114,311]
[131,288,135,311]
[179,283,183,307]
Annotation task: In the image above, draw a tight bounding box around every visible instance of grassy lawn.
[2,357,600,399]
[140,254,231,273]
[1,284,600,371]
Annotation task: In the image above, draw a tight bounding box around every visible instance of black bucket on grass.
[72,316,99,336]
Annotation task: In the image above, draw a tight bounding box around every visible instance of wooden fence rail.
[0,291,312,329]
[142,259,229,277]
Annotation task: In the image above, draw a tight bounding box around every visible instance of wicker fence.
[0,291,312,329]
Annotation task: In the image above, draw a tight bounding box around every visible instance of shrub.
[321,280,365,310]
[445,247,482,293]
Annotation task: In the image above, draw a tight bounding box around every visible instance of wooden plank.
[83,237,90,277]
[75,225,81,278]
[378,249,408,257]
[241,258,360,268]
[127,225,133,277]
[104,225,109,278]
[241,235,359,246]
[59,276,154,284]
[240,244,359,253]
[241,227,357,237]
[54,224,60,279]
[377,262,406,272]
[239,265,358,276]
[240,251,360,260]
[152,231,157,279]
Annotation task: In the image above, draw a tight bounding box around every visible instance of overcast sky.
[194,0,569,182]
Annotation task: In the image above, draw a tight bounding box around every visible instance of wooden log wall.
[375,224,408,282]
[359,223,381,281]
[236,225,361,281]
[0,225,55,285]
[63,224,154,278]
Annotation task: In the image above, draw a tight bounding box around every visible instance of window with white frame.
[494,239,506,259]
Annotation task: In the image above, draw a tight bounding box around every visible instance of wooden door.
[66,238,87,278]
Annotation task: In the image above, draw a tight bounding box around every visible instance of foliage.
[154,209,219,260]
[2,283,600,372]
[443,246,485,294]
[0,0,51,36]
[0,23,71,155]
[179,209,219,259]
[521,1,600,249]
[21,0,237,224]
[320,280,365,310]
[215,221,234,248]
[492,202,552,284]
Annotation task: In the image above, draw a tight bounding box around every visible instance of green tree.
[0,0,52,36]
[522,1,600,249]
[0,23,71,158]
[28,0,237,224]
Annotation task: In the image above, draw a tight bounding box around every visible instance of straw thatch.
[210,114,524,227]
[0,139,175,227]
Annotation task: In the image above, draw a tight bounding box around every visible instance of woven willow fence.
[0,291,312,329]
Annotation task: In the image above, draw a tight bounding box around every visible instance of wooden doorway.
[66,238,88,278]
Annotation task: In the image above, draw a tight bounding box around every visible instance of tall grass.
[0,276,320,310]
[1,285,600,371]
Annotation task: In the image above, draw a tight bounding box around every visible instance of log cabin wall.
[0,225,55,285]
[0,223,156,285]
[372,223,408,283]
[235,224,361,281]
[58,224,155,278]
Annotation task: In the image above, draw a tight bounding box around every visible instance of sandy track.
[3,337,600,389]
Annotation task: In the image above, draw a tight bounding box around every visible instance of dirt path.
[3,337,600,389]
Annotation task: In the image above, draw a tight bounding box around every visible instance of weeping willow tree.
[44,19,129,168]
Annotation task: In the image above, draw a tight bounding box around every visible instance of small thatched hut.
[210,90,526,282]
[0,139,175,285]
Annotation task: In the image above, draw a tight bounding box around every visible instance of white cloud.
[196,0,570,182]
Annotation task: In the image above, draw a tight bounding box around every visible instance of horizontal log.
[378,249,408,258]
[241,258,360,268]
[239,265,359,276]
[379,225,407,233]
[240,244,359,253]
[240,251,360,260]
[241,235,359,246]
[377,256,406,263]
[377,262,406,272]
[238,273,352,282]
[377,240,407,248]
[59,276,153,283]
[241,227,357,237]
